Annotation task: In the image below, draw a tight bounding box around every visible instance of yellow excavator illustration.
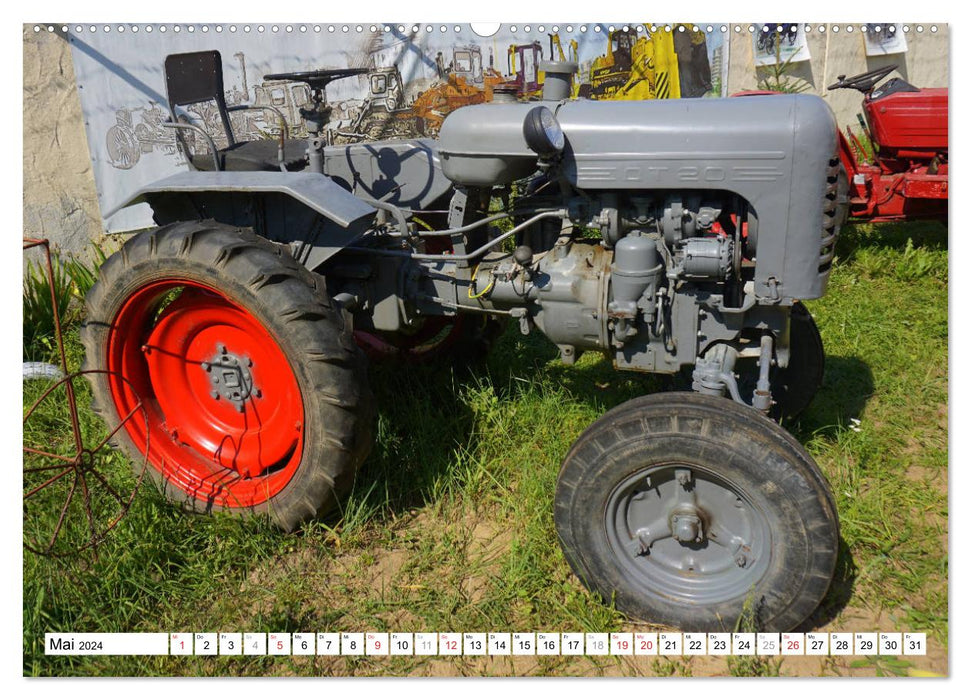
[580,24,707,101]
[550,33,579,64]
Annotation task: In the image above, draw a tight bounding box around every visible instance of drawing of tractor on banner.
[410,45,505,137]
[580,26,680,100]
[248,80,315,138]
[105,103,184,169]
[339,65,423,142]
[228,51,315,139]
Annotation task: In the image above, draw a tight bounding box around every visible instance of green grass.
[22,220,948,676]
[23,246,106,362]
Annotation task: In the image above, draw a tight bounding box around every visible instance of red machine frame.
[830,64,948,222]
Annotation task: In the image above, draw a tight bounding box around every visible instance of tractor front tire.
[555,392,839,632]
[81,221,374,531]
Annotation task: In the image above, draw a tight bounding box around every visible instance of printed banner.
[864,24,908,56]
[752,23,811,66]
[67,23,727,233]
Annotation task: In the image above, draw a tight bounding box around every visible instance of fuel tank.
[323,138,453,209]
[438,103,542,186]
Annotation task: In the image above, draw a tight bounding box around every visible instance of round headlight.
[523,106,565,157]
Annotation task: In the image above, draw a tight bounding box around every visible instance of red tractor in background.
[828,64,948,222]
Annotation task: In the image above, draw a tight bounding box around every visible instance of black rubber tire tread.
[733,302,825,422]
[81,220,375,531]
[554,391,839,632]
[772,301,825,422]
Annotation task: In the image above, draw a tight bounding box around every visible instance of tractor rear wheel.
[732,302,825,422]
[772,301,825,421]
[354,315,507,365]
[555,392,839,631]
[81,221,374,531]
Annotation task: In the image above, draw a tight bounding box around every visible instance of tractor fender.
[104,171,378,269]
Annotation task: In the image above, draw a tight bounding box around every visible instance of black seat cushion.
[190,138,308,172]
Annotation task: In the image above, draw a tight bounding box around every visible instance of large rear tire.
[81,221,374,531]
[555,392,838,632]
[772,301,825,421]
[732,302,825,422]
[354,315,507,365]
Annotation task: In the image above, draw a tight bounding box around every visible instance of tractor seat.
[190,138,308,172]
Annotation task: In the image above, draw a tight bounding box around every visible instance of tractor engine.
[426,90,841,388]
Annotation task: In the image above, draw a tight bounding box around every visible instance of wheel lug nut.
[211,391,220,400]
[255,389,262,398]
[735,554,747,567]
[219,345,228,354]
[201,362,211,371]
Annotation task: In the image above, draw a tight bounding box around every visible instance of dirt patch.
[462,518,514,604]
[470,519,512,560]
[818,607,948,677]
[225,498,948,678]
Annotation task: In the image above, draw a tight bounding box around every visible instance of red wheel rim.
[106,280,304,507]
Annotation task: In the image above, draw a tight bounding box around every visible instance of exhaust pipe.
[540,60,578,101]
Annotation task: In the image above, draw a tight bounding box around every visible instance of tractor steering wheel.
[827,65,897,94]
[263,68,369,92]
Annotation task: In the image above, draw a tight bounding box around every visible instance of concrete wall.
[22,24,949,257]
[23,27,104,257]
[727,24,949,128]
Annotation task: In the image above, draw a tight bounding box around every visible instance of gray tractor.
[84,53,844,632]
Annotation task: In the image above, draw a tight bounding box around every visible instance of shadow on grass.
[837,220,948,259]
[341,360,482,518]
[791,355,875,442]
[488,329,669,412]
[354,330,875,525]
[343,325,666,524]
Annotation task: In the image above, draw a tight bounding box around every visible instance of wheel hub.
[670,510,704,544]
[605,463,771,604]
[77,449,95,473]
[203,345,258,412]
